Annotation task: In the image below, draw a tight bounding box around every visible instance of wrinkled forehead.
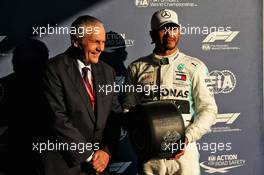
[83,23,105,32]
[79,23,105,39]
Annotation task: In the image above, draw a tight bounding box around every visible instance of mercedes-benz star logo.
[161,10,171,19]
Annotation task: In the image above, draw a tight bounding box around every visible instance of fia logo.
[202,31,239,43]
[135,0,149,7]
[206,70,236,94]
[202,44,211,51]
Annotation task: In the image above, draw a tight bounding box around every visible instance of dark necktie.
[82,67,95,110]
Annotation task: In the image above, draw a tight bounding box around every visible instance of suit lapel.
[65,54,96,123]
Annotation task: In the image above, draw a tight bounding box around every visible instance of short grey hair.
[70,15,103,39]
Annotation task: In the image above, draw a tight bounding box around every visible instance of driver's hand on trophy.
[171,137,189,160]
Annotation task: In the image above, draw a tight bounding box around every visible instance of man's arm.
[185,63,218,143]
[173,62,217,160]
[42,65,92,166]
[92,68,122,173]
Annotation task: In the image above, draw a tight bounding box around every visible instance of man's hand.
[91,150,110,173]
[171,137,189,160]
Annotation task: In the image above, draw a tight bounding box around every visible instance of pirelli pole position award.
[126,101,185,162]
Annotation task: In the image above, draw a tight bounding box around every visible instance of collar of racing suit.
[152,49,180,65]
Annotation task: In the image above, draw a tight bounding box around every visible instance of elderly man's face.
[79,24,106,64]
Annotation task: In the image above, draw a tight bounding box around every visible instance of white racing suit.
[122,50,218,175]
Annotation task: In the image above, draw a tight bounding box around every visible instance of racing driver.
[122,9,218,175]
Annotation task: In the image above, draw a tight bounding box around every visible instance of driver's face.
[156,24,180,51]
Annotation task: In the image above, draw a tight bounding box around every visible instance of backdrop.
[0,0,263,174]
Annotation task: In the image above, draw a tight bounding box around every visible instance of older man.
[40,15,121,175]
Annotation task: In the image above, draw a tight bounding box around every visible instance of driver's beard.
[161,38,179,51]
[162,42,177,51]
